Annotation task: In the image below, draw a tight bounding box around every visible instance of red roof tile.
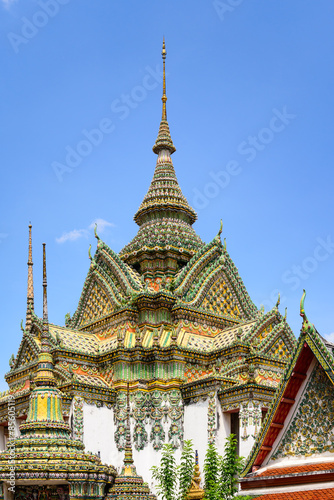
[254,487,334,499]
[257,462,334,478]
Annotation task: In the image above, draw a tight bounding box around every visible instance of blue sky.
[1,1,334,391]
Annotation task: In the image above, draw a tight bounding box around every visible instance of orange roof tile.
[257,462,334,477]
[254,487,334,499]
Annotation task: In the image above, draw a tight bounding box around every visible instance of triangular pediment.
[13,333,40,370]
[243,312,334,477]
[69,242,143,329]
[71,271,119,329]
[174,236,257,321]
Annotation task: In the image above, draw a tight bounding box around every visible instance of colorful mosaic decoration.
[107,385,155,500]
[271,361,334,459]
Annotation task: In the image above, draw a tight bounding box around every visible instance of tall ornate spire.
[120,40,203,274]
[25,224,34,330]
[34,243,56,386]
[152,38,176,155]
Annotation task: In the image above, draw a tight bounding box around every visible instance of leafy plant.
[179,440,195,500]
[203,443,219,500]
[151,443,178,500]
[204,435,244,500]
[151,440,195,500]
[218,434,244,500]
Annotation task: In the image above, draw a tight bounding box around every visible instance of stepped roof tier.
[240,291,334,498]
[120,40,203,277]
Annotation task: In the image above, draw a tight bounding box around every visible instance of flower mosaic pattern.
[272,362,334,459]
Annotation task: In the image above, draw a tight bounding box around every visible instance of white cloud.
[89,218,115,233]
[56,219,115,244]
[324,332,334,344]
[56,229,89,244]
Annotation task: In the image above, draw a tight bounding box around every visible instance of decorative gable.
[199,273,242,318]
[14,335,39,370]
[77,278,115,328]
[271,361,334,460]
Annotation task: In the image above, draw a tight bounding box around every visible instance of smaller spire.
[187,450,205,500]
[35,244,56,386]
[124,382,134,466]
[25,224,34,329]
[42,243,48,326]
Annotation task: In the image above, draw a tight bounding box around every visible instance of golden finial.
[162,37,167,120]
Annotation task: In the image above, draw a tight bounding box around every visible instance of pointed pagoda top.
[120,40,202,263]
[34,243,56,387]
[152,39,176,155]
[25,224,34,329]
[131,39,197,227]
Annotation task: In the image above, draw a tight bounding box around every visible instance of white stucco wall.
[83,403,115,465]
[184,399,209,474]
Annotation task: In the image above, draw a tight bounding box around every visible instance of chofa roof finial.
[300,289,315,335]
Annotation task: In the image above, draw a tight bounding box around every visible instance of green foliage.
[152,436,244,500]
[203,443,219,500]
[151,443,177,500]
[151,440,195,500]
[218,435,244,500]
[179,440,195,500]
[204,435,244,500]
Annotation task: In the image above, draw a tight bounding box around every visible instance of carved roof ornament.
[300,289,316,335]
